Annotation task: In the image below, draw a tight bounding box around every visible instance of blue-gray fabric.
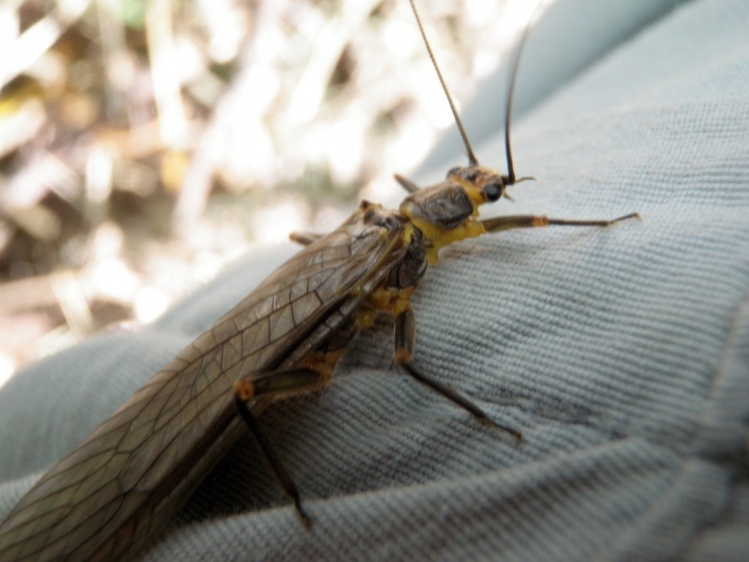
[1,0,748,560]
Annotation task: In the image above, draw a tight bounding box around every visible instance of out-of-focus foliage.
[0,0,536,385]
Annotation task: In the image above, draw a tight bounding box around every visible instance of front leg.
[481,212,639,233]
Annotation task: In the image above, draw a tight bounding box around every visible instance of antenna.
[409,0,541,185]
[408,0,478,167]
[504,7,540,185]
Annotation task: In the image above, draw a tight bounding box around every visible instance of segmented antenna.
[504,7,540,185]
[408,0,478,167]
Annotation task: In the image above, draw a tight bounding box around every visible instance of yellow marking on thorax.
[409,216,487,265]
[369,285,415,316]
[355,305,377,330]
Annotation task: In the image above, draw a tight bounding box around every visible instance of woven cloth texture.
[1,0,748,560]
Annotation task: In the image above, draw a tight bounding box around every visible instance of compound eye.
[483,182,503,202]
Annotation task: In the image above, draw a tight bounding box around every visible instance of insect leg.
[393,306,523,442]
[481,213,640,233]
[289,232,323,246]
[234,367,326,528]
[394,173,421,193]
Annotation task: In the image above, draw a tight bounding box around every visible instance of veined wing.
[0,210,408,561]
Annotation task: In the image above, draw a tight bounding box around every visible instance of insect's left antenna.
[408,0,478,167]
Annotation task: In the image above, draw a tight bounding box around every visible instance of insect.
[0,1,638,560]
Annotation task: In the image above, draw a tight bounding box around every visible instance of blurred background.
[0,0,542,386]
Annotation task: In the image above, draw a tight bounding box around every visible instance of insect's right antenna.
[505,2,544,185]
[505,5,543,185]
[408,0,478,167]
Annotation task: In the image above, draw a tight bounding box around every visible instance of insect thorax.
[357,200,429,292]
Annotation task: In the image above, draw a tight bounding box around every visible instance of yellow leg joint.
[234,379,255,401]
